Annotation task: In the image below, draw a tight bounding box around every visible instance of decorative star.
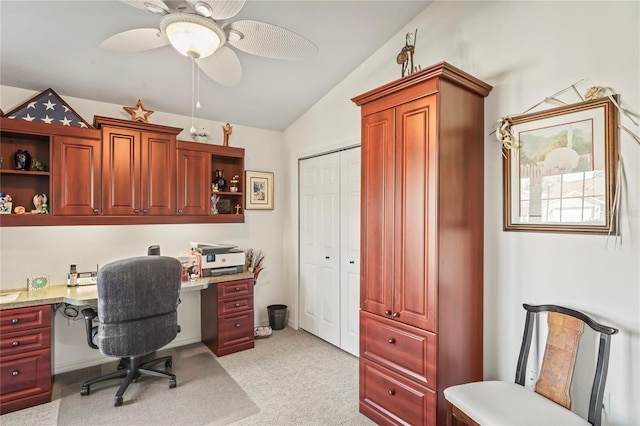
[43,100,56,110]
[123,99,154,123]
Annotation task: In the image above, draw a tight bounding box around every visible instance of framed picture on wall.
[245,171,274,210]
[503,97,618,234]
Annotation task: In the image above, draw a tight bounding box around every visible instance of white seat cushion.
[444,381,590,426]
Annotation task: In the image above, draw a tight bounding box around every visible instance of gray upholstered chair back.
[96,256,181,357]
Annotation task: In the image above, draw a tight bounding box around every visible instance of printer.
[190,242,245,277]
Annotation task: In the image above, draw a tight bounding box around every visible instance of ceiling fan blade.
[225,20,318,60]
[196,46,242,86]
[186,0,246,20]
[100,28,169,53]
[119,0,170,14]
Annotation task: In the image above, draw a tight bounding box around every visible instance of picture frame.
[245,171,274,210]
[503,97,618,234]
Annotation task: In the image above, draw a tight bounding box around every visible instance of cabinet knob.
[387,338,395,344]
[235,323,241,328]
[12,341,19,347]
[384,310,392,316]
[178,209,183,214]
[234,303,240,307]
[12,370,19,376]
[142,209,149,214]
[93,208,100,214]
[134,209,140,214]
[234,287,241,291]
[388,389,395,396]
[11,318,19,324]
[392,312,400,318]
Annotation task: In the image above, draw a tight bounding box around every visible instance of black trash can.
[267,304,288,330]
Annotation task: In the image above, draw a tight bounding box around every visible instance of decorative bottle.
[230,175,240,192]
[14,149,32,170]
[213,169,226,191]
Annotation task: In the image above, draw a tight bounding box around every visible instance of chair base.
[80,354,176,406]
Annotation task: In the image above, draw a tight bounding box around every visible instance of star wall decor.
[3,88,91,128]
[123,99,154,123]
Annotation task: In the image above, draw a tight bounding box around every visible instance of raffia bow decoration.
[245,248,264,283]
[495,116,515,152]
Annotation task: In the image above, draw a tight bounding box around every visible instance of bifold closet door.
[299,148,360,355]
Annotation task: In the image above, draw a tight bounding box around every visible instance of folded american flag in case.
[3,88,92,128]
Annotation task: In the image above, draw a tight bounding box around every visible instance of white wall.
[0,86,288,373]
[283,1,639,424]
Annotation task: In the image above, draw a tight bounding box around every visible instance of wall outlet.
[525,369,537,389]
[602,392,610,415]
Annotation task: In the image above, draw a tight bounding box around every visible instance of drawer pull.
[384,310,392,316]
[392,312,400,318]
[234,303,241,307]
[388,389,395,396]
[387,338,395,344]
[12,341,20,347]
[234,287,241,292]
[11,318,19,324]
[12,370,19,376]
[235,323,241,328]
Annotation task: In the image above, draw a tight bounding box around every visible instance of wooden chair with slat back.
[444,304,618,426]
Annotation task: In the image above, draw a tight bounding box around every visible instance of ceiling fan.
[101,0,318,86]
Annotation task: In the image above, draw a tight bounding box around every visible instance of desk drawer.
[0,305,51,333]
[360,358,436,426]
[218,295,253,315]
[0,328,51,356]
[360,311,437,388]
[217,279,253,300]
[216,311,254,353]
[0,348,51,400]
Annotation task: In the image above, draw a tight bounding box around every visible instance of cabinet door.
[141,131,175,215]
[177,148,211,215]
[52,135,101,215]
[101,126,141,215]
[360,108,395,318]
[393,95,437,331]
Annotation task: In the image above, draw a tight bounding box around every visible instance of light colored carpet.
[0,327,374,425]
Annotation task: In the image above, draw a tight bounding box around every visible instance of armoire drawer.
[360,358,436,426]
[360,310,437,388]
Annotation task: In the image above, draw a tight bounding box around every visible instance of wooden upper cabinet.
[95,116,179,216]
[52,133,101,215]
[177,142,211,215]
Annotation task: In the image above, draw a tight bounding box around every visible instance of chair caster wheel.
[80,386,90,396]
[165,359,172,368]
[114,396,123,406]
[169,379,177,388]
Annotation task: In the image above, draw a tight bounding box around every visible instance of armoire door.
[299,148,361,354]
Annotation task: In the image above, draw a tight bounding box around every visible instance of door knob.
[325,256,330,259]
[349,261,355,264]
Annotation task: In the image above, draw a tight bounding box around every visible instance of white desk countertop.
[0,271,254,310]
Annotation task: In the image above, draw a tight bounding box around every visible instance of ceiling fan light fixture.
[160,13,225,59]
[193,2,213,18]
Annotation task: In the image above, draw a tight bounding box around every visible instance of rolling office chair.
[80,255,182,406]
[444,304,618,426]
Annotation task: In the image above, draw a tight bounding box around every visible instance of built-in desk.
[0,271,254,414]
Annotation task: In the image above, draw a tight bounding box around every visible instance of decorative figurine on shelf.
[14,149,32,170]
[0,193,12,214]
[396,29,420,78]
[222,123,233,147]
[191,127,209,143]
[230,175,240,192]
[29,158,48,172]
[32,193,48,214]
[123,99,154,123]
[211,194,220,214]
[235,203,242,215]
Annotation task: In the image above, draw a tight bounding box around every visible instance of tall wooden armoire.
[352,62,492,425]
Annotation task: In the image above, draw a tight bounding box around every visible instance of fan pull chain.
[190,59,196,134]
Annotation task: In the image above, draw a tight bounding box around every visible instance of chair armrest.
[82,307,99,349]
